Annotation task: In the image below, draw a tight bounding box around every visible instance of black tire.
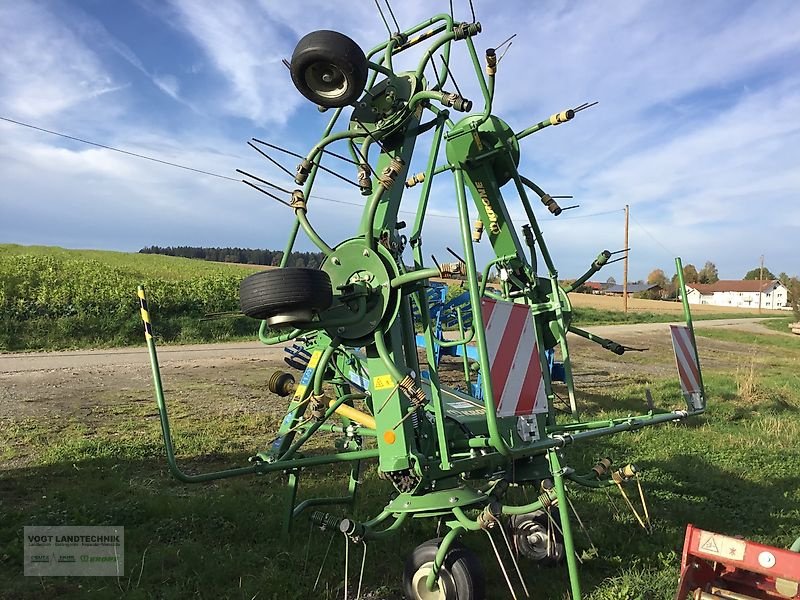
[290,30,368,107]
[510,510,565,567]
[403,538,485,600]
[239,268,333,320]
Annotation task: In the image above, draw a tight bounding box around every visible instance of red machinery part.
[676,524,800,600]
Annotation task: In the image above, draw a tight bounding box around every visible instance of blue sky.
[1,0,798,281]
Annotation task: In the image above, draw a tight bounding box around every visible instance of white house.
[685,280,788,309]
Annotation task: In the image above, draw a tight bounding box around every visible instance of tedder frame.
[139,10,707,599]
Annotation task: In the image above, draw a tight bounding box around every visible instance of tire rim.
[305,62,348,100]
[516,519,550,561]
[411,561,449,600]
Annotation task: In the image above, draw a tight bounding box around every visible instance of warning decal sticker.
[696,531,746,561]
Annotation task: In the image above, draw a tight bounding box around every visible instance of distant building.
[603,282,664,297]
[583,281,605,294]
[685,280,788,309]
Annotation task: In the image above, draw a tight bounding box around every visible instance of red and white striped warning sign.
[481,298,548,417]
[669,325,704,408]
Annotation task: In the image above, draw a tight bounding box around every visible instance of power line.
[0,115,239,182]
[1,114,625,225]
[629,213,677,257]
[544,207,626,221]
[0,114,379,211]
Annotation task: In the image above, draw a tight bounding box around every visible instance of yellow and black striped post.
[135,284,264,483]
[137,286,154,340]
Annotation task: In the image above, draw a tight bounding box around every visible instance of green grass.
[0,244,260,352]
[570,306,770,326]
[695,326,800,350]
[2,244,782,352]
[1,332,799,598]
[762,316,797,334]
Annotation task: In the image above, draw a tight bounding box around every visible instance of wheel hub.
[321,238,400,344]
[306,62,348,99]
[411,562,449,600]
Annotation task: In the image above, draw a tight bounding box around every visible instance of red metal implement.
[676,524,800,599]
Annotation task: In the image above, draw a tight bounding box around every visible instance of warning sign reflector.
[670,325,704,410]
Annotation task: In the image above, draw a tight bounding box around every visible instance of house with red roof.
[685,280,788,309]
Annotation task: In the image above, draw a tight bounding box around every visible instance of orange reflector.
[383,431,396,444]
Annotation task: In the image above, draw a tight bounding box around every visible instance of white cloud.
[166,0,301,125]
[1,0,798,281]
[0,3,120,120]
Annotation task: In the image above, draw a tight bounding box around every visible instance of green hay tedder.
[139,10,711,599]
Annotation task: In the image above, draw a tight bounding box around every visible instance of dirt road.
[0,317,781,424]
[0,317,776,373]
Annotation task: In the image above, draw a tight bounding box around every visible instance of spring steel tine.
[566,492,596,550]
[240,180,293,209]
[485,529,518,600]
[603,486,624,519]
[497,41,513,63]
[573,100,599,113]
[493,33,517,53]
[391,406,418,431]
[614,479,648,531]
[236,168,294,195]
[377,380,400,413]
[247,141,296,179]
[489,514,529,598]
[439,55,463,97]
[343,533,350,600]
[303,520,314,573]
[373,0,393,37]
[313,533,335,591]
[545,506,583,564]
[352,118,387,152]
[635,475,653,532]
[383,0,400,32]
[356,541,367,600]
[253,138,360,166]
[349,141,377,177]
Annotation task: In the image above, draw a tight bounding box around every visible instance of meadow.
[0,244,259,351]
[1,244,784,352]
[1,318,798,598]
[1,244,799,597]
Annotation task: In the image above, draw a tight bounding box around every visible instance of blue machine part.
[284,342,312,371]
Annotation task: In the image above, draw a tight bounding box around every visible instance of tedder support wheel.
[510,510,565,567]
[403,538,486,600]
[290,30,368,108]
[239,268,333,324]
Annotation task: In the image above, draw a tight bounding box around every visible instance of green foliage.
[139,245,325,269]
[789,276,800,320]
[743,266,776,280]
[682,263,699,283]
[0,245,260,351]
[762,317,796,334]
[646,268,667,288]
[698,260,719,284]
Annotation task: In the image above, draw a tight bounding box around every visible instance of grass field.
[1,325,798,598]
[1,244,786,352]
[0,244,260,351]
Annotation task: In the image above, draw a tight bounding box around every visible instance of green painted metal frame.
[139,13,710,598]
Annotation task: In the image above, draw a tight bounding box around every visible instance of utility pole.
[758,254,764,313]
[623,204,629,313]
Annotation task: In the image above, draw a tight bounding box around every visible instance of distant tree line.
[139,246,325,269]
